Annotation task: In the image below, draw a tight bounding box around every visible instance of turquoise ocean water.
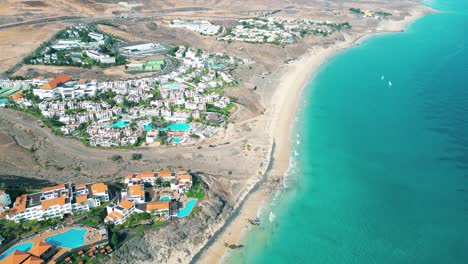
[226,0,468,263]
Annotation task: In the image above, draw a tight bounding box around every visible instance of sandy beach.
[194,6,432,264]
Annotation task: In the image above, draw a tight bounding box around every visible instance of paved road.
[0,8,283,31]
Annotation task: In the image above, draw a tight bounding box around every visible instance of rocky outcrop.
[108,196,230,264]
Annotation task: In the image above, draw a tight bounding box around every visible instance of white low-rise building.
[104,200,140,225]
[1,182,110,223]
[86,50,116,64]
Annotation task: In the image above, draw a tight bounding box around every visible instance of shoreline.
[193,6,432,264]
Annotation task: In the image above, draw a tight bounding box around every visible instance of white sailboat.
[388,81,393,87]
[381,75,385,80]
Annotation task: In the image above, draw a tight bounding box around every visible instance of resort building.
[119,43,166,57]
[145,130,159,143]
[85,50,116,64]
[28,241,55,261]
[88,32,105,43]
[91,183,110,204]
[124,171,156,186]
[1,183,110,223]
[71,183,109,213]
[158,170,175,181]
[176,171,193,192]
[144,201,170,217]
[170,20,221,35]
[33,75,72,99]
[0,250,43,264]
[32,76,99,101]
[104,200,139,225]
[121,184,145,204]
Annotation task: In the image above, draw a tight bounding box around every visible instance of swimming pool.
[210,62,224,69]
[45,228,87,248]
[163,83,181,89]
[160,195,171,201]
[172,137,181,144]
[177,199,198,218]
[0,242,33,261]
[159,123,191,132]
[143,123,153,131]
[110,120,130,129]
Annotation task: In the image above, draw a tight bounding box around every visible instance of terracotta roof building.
[28,241,53,259]
[40,75,71,90]
[2,182,109,223]
[0,250,43,264]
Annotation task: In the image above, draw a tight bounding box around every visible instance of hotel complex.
[0,169,193,226]
[0,183,109,223]
[104,170,192,225]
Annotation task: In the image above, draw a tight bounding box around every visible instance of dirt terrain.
[0,0,416,75]
[0,23,64,73]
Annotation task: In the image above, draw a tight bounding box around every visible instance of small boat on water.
[381,75,385,80]
[388,81,393,87]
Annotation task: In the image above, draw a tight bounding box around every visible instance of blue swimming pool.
[163,83,181,89]
[160,195,171,201]
[45,228,87,248]
[110,120,130,129]
[172,137,181,144]
[143,123,153,131]
[0,242,33,261]
[210,62,224,69]
[177,199,198,218]
[159,123,191,132]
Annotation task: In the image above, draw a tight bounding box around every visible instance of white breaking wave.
[269,211,276,223]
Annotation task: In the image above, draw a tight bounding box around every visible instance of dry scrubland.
[0,23,64,72]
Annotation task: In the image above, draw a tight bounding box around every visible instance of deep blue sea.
[226,0,468,263]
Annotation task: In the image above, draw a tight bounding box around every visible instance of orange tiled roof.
[91,183,108,195]
[177,174,191,181]
[78,78,87,84]
[118,200,134,210]
[11,194,27,214]
[105,211,124,222]
[128,185,144,197]
[158,171,172,178]
[126,173,135,180]
[0,250,32,264]
[177,170,187,175]
[40,75,71,90]
[41,196,65,210]
[75,183,86,189]
[42,184,65,192]
[0,190,4,195]
[28,241,51,257]
[137,171,154,179]
[21,255,43,264]
[75,195,88,204]
[11,91,23,101]
[146,201,169,211]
